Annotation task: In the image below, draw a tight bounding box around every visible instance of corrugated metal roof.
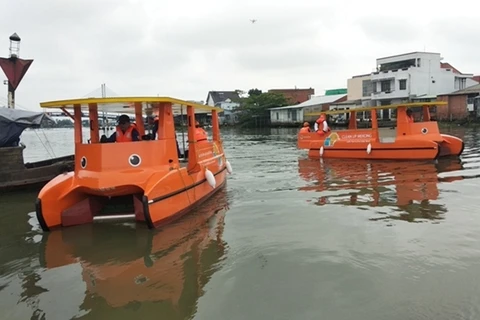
[443,83,480,96]
[269,93,346,110]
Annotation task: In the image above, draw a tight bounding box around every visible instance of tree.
[248,88,262,97]
[236,89,289,127]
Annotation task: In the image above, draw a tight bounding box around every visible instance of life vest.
[116,125,136,142]
[195,127,208,142]
[299,127,310,133]
[315,115,326,124]
[315,115,330,135]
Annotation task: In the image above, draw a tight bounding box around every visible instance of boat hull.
[439,134,464,157]
[306,139,441,160]
[0,146,74,192]
[35,165,227,231]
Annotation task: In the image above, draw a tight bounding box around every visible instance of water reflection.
[297,158,465,223]
[36,190,229,319]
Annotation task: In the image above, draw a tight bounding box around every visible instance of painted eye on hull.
[129,154,141,167]
[80,156,87,169]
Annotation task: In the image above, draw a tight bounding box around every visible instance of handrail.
[304,101,446,116]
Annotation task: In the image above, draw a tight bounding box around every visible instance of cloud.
[424,20,480,73]
[354,16,422,44]
[0,0,479,110]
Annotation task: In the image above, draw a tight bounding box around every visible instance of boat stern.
[439,134,464,157]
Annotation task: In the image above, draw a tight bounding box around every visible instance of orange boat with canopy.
[35,96,233,231]
[298,101,464,160]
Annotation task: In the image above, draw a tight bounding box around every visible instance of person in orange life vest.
[406,109,414,123]
[314,114,331,136]
[299,122,311,133]
[101,114,140,143]
[195,121,208,142]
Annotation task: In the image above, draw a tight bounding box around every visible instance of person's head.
[195,120,201,128]
[303,122,310,127]
[406,109,412,116]
[118,114,131,131]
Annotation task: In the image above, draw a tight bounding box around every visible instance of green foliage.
[235,89,289,127]
[248,88,262,97]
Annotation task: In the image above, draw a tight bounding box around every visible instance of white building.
[370,52,478,118]
[269,93,347,125]
[205,91,241,125]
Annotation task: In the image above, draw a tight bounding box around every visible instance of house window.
[276,112,279,120]
[362,80,373,97]
[292,110,297,121]
[399,79,407,90]
[380,100,391,119]
[380,80,391,92]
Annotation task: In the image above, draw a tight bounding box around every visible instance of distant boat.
[0,107,74,192]
[299,102,464,160]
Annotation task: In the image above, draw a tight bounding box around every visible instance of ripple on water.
[3,127,480,320]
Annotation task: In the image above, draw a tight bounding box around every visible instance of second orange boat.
[298,102,464,160]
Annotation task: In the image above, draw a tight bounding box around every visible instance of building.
[368,52,478,119]
[205,91,241,125]
[267,88,315,104]
[269,93,347,125]
[437,83,480,120]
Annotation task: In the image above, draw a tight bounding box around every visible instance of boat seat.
[378,128,396,143]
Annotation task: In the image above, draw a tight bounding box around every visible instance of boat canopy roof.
[39,97,224,114]
[0,107,53,148]
[304,101,447,117]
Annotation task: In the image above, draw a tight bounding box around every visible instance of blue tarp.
[0,108,52,148]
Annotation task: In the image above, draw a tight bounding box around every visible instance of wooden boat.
[0,107,74,192]
[38,190,227,316]
[298,102,464,160]
[35,97,233,231]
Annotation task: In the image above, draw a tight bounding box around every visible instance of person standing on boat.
[314,114,330,136]
[299,122,311,133]
[406,109,414,123]
[101,114,140,142]
[195,121,208,142]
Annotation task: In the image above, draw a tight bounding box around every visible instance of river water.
[1,127,480,320]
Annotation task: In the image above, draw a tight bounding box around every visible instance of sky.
[0,0,479,111]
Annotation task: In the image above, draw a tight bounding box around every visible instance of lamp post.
[0,33,34,109]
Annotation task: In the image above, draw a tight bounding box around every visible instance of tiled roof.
[440,62,462,74]
[206,91,241,104]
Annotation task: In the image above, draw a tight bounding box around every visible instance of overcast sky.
[0,0,478,110]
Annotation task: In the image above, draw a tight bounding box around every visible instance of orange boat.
[298,102,464,160]
[38,190,228,317]
[35,97,233,231]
